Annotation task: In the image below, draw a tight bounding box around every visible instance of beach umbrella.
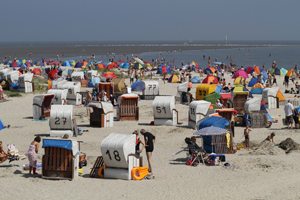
[144,61,153,67]
[232,70,249,79]
[134,57,144,65]
[102,73,117,79]
[194,126,229,136]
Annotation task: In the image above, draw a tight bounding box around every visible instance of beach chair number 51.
[106,150,121,161]
[148,85,156,90]
[156,106,166,114]
[55,117,67,125]
[199,90,206,96]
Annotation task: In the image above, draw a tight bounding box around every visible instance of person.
[284,100,295,129]
[292,72,296,84]
[284,74,289,88]
[216,100,223,108]
[290,88,296,94]
[294,108,299,129]
[62,134,69,139]
[266,132,275,143]
[0,84,3,100]
[0,141,8,156]
[26,136,41,175]
[187,88,195,103]
[190,136,200,149]
[133,130,145,156]
[140,129,156,173]
[92,84,99,101]
[273,74,277,86]
[295,82,299,93]
[244,123,251,150]
[86,90,92,117]
[129,70,134,85]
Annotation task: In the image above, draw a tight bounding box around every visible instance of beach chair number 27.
[55,117,67,125]
[106,150,121,161]
[148,85,156,90]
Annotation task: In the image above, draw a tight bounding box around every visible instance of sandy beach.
[1,67,300,200]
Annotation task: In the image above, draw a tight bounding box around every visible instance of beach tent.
[102,62,107,67]
[19,63,26,70]
[10,61,20,68]
[286,69,297,77]
[250,66,261,75]
[62,61,72,67]
[107,62,118,69]
[232,70,249,79]
[203,92,221,105]
[31,68,41,75]
[120,62,130,69]
[48,69,59,79]
[276,90,286,101]
[262,70,268,79]
[168,75,179,83]
[260,105,274,122]
[190,62,199,70]
[204,68,213,74]
[202,74,218,84]
[96,63,106,70]
[271,68,281,75]
[191,76,201,83]
[25,61,33,67]
[91,77,100,86]
[74,62,83,68]
[245,67,253,74]
[280,68,288,75]
[157,66,171,74]
[248,78,258,87]
[131,80,144,91]
[0,119,4,131]
[82,62,88,67]
[198,116,229,130]
[234,76,244,85]
[250,83,265,94]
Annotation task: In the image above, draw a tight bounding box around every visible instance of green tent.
[203,92,221,104]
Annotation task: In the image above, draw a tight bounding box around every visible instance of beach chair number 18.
[106,150,121,161]
[54,117,67,125]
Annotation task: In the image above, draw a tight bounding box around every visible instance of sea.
[1,40,300,70]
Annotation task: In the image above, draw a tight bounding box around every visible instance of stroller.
[185,137,206,166]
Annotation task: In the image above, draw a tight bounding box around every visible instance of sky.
[1,0,300,42]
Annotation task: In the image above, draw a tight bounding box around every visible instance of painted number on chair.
[190,108,195,115]
[68,89,72,94]
[198,90,206,96]
[54,117,67,125]
[148,84,157,90]
[156,106,166,114]
[106,150,121,161]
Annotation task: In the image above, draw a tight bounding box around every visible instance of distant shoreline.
[0,44,289,61]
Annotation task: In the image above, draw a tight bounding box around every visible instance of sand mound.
[278,138,300,153]
[250,140,285,155]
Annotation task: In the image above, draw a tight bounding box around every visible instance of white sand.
[1,66,300,200]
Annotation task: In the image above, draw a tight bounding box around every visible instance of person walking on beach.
[26,136,41,175]
[140,129,156,174]
[284,74,289,88]
[244,123,251,150]
[284,100,294,129]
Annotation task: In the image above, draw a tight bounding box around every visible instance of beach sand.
[1,68,300,200]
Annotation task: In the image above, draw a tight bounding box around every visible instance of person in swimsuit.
[133,130,145,156]
[0,141,8,156]
[0,84,3,100]
[26,136,41,175]
[244,123,251,150]
[266,132,275,143]
[140,129,156,173]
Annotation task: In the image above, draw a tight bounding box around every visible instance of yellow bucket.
[240,144,244,148]
[237,146,240,150]
[78,169,83,174]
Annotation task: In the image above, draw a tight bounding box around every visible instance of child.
[0,141,8,156]
[266,132,275,143]
[244,123,251,150]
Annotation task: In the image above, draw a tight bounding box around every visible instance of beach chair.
[116,94,139,121]
[141,81,159,100]
[42,138,79,180]
[88,101,114,127]
[33,94,55,119]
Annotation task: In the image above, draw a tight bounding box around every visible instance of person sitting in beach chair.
[185,137,206,165]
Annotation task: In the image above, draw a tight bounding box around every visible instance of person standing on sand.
[284,74,289,88]
[26,136,41,175]
[140,129,156,174]
[244,123,251,150]
[284,100,294,129]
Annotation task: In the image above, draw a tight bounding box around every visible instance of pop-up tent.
[204,68,213,74]
[32,68,41,75]
[202,75,218,84]
[248,78,258,87]
[131,80,144,91]
[250,83,265,94]
[168,75,179,83]
[198,116,229,129]
[191,76,201,83]
[203,92,221,105]
[74,62,83,68]
[234,76,244,85]
[250,66,261,75]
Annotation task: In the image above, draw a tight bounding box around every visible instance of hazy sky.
[1,0,299,42]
